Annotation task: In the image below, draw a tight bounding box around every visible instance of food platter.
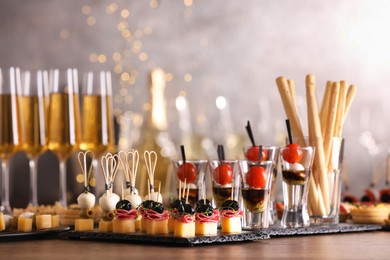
[0,226,70,242]
[64,230,269,246]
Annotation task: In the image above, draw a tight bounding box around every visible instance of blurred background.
[1,0,389,207]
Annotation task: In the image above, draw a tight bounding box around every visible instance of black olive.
[141,200,155,209]
[116,199,132,210]
[171,198,185,209]
[152,202,164,213]
[178,203,194,215]
[222,200,239,211]
[380,193,390,203]
[196,203,214,216]
[360,195,371,202]
[196,199,211,208]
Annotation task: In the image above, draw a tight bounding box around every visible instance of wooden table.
[0,231,388,259]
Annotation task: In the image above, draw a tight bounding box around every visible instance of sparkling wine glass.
[21,70,49,206]
[0,67,23,214]
[47,68,81,207]
[80,71,114,196]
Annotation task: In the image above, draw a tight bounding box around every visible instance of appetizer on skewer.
[75,151,95,232]
[195,182,220,236]
[174,183,196,238]
[98,153,120,232]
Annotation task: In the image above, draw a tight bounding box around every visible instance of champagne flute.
[0,67,23,214]
[47,68,81,207]
[21,70,48,206]
[80,71,113,196]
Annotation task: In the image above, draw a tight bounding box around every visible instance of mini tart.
[142,209,169,235]
[350,203,390,224]
[195,209,220,235]
[112,209,137,233]
[174,214,195,238]
[221,209,243,233]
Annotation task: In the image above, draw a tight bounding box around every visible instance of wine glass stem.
[1,160,11,215]
[29,158,38,206]
[59,159,67,207]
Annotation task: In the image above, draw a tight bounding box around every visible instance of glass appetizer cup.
[239,160,274,229]
[172,160,209,208]
[280,145,315,228]
[209,160,241,209]
[243,146,280,225]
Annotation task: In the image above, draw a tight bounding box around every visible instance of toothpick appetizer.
[118,150,142,208]
[112,184,138,234]
[75,151,95,232]
[195,181,220,236]
[143,150,163,203]
[221,182,243,234]
[99,153,121,221]
[138,179,169,235]
[168,180,186,233]
[174,183,196,238]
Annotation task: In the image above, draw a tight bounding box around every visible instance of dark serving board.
[0,226,70,242]
[259,223,382,237]
[64,230,269,246]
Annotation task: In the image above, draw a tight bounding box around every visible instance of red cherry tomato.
[213,164,233,185]
[246,146,269,161]
[245,165,267,188]
[177,162,198,183]
[282,144,303,164]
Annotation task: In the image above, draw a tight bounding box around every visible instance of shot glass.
[280,146,315,228]
[173,160,209,207]
[243,146,280,225]
[209,160,240,208]
[239,160,274,229]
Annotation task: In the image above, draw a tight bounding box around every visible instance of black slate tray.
[259,223,382,237]
[64,230,269,246]
[0,226,70,242]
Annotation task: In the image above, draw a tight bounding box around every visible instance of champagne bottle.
[136,68,176,201]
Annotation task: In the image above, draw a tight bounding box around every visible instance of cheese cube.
[75,219,94,231]
[168,217,175,233]
[140,218,147,232]
[18,217,33,232]
[11,216,18,229]
[0,212,5,231]
[135,215,142,231]
[195,222,218,235]
[99,220,113,232]
[146,219,168,235]
[51,215,60,228]
[36,215,52,230]
[112,219,135,233]
[221,217,242,233]
[174,220,195,238]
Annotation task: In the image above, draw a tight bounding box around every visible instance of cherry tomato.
[245,165,267,188]
[282,144,302,164]
[213,164,233,185]
[246,146,268,161]
[177,162,198,183]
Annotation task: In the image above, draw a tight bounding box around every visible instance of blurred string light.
[79,0,198,109]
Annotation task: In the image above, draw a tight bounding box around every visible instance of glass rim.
[243,145,280,149]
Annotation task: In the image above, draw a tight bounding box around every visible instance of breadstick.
[343,84,357,123]
[287,79,298,116]
[323,82,340,168]
[333,81,347,137]
[306,74,329,214]
[319,81,333,136]
[276,76,306,146]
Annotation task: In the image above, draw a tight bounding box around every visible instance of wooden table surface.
[0,230,389,259]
